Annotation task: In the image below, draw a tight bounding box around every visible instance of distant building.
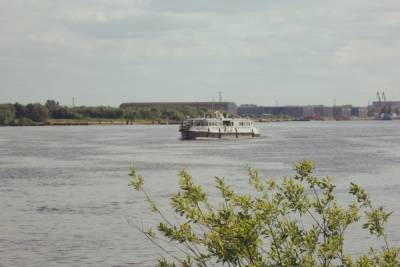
[283,106,304,118]
[313,106,334,119]
[119,102,238,115]
[369,101,400,116]
[351,107,368,118]
[237,106,274,117]
[238,104,376,120]
[238,105,332,119]
[334,106,352,119]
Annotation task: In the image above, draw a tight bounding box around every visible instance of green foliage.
[129,161,399,266]
[0,104,16,125]
[15,117,36,126]
[45,99,60,110]
[45,100,84,119]
[25,103,49,122]
[1,102,49,125]
[72,106,123,119]
[2,100,210,125]
[122,106,208,122]
[50,107,84,119]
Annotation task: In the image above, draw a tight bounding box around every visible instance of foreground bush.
[129,161,399,266]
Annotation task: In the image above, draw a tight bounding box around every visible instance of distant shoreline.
[0,117,389,127]
[0,119,181,126]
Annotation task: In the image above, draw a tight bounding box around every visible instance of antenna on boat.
[218,91,222,102]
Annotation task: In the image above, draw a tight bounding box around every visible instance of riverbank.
[28,119,180,126]
[48,119,183,125]
[256,117,379,123]
[1,119,164,126]
[1,117,393,126]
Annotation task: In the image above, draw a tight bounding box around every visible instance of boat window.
[238,121,251,126]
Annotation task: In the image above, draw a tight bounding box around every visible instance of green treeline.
[0,100,208,126]
[0,103,48,126]
[122,105,207,121]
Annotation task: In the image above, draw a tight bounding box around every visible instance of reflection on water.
[1,121,400,266]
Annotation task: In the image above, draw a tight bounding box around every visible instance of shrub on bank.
[0,104,16,125]
[129,160,399,267]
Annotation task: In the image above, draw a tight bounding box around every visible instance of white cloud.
[0,0,400,105]
[336,40,400,67]
[60,0,151,23]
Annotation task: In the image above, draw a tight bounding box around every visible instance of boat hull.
[180,130,260,140]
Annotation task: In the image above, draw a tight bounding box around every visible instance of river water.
[0,121,400,266]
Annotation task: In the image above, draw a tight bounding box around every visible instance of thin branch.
[126,218,185,265]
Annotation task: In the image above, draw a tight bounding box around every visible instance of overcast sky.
[1,0,399,106]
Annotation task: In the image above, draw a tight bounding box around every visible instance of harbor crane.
[376,91,381,103]
[376,91,393,120]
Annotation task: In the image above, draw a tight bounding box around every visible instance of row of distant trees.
[0,103,49,126]
[0,100,207,126]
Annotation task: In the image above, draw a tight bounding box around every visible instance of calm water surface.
[1,121,400,266]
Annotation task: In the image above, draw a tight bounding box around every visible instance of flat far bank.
[40,118,380,126]
[255,117,379,123]
[0,119,179,126]
[2,117,396,127]
[47,119,180,126]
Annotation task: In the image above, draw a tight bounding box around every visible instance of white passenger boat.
[179,113,260,140]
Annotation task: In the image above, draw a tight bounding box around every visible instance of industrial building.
[351,107,369,118]
[368,92,400,117]
[120,102,238,115]
[119,101,374,120]
[238,105,333,119]
[313,106,334,119]
[333,106,352,119]
[369,101,400,116]
[238,105,368,120]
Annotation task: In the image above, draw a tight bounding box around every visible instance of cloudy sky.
[1,0,399,106]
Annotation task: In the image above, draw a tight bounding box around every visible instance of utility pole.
[333,98,337,119]
[218,91,222,103]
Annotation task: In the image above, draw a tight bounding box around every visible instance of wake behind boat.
[179,113,260,140]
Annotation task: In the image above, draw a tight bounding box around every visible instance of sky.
[1,0,399,107]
